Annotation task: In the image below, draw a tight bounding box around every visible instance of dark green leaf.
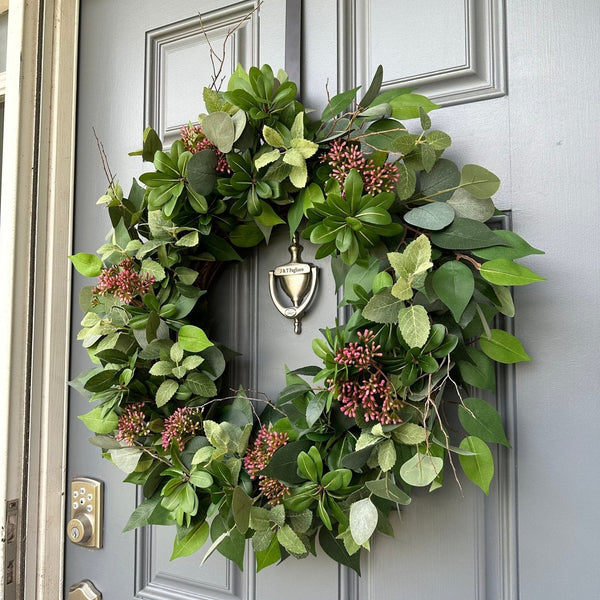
[261,439,313,484]
[396,163,417,200]
[187,149,217,196]
[431,217,508,250]
[360,65,384,108]
[420,158,460,202]
[365,477,411,505]
[458,347,496,391]
[458,397,511,447]
[322,87,360,121]
[472,230,545,260]
[232,486,253,533]
[432,260,474,321]
[84,369,119,392]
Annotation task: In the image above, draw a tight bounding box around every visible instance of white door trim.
[0,0,79,597]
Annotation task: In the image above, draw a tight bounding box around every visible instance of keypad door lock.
[67,477,103,548]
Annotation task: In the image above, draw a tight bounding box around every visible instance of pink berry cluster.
[180,124,231,174]
[93,258,154,304]
[243,425,290,505]
[161,407,200,451]
[330,330,403,425]
[116,402,151,446]
[323,139,400,195]
[334,329,383,368]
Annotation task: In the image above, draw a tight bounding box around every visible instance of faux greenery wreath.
[70,64,544,574]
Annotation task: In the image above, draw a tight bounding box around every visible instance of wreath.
[70,64,544,574]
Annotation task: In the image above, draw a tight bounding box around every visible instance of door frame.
[0,0,79,597]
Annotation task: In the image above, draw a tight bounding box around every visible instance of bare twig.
[198,1,263,91]
[93,127,117,194]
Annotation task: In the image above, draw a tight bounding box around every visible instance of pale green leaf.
[69,253,104,277]
[78,406,118,434]
[459,164,500,199]
[277,524,306,555]
[392,423,427,445]
[140,259,166,282]
[447,188,496,222]
[398,305,430,348]
[156,379,178,407]
[202,111,235,153]
[110,447,143,473]
[362,288,404,323]
[263,125,284,148]
[349,498,378,545]
[178,325,213,353]
[378,439,396,471]
[404,202,455,231]
[399,452,443,486]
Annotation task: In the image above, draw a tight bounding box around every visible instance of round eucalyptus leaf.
[404,202,455,231]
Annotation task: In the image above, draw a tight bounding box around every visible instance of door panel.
[68,1,558,599]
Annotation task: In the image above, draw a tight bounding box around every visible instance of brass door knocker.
[268,234,319,334]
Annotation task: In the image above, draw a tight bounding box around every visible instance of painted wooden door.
[67,1,600,599]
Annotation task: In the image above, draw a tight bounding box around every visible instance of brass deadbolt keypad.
[67,477,103,549]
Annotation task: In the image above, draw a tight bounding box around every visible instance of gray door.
[67,1,600,599]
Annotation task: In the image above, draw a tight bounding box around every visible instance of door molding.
[0,0,79,597]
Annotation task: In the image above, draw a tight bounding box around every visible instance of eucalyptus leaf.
[431,218,508,250]
[399,452,443,487]
[349,497,378,545]
[404,202,455,231]
[201,111,235,153]
[459,164,501,199]
[447,188,496,222]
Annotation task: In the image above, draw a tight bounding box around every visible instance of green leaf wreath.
[70,64,544,573]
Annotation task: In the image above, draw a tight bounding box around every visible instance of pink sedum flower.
[243,425,290,505]
[93,258,154,304]
[116,402,151,446]
[329,329,403,425]
[161,407,200,451]
[323,139,400,195]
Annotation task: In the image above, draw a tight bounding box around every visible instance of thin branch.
[198,1,263,91]
[93,127,117,193]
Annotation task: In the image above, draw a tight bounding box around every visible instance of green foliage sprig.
[70,64,544,573]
